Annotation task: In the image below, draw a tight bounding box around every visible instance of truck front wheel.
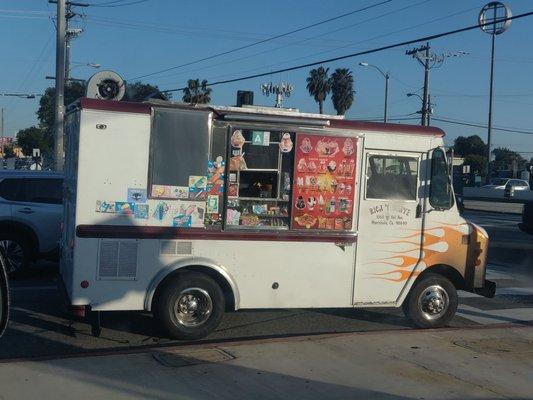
[403,273,458,328]
[154,272,225,340]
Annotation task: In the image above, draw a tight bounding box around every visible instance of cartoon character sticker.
[134,204,149,219]
[152,201,170,221]
[115,202,135,215]
[127,188,147,203]
[96,200,115,213]
[151,185,171,198]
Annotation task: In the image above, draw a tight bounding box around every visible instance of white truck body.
[61,98,492,319]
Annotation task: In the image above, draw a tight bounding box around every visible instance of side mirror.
[0,252,8,337]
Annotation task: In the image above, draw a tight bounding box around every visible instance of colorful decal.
[172,201,206,227]
[127,188,147,203]
[226,208,241,225]
[291,134,357,230]
[188,176,207,200]
[152,201,170,221]
[228,182,239,197]
[115,202,135,215]
[95,200,115,213]
[170,186,189,199]
[230,129,246,149]
[206,195,219,214]
[367,221,475,283]
[229,154,247,171]
[207,157,225,195]
[279,132,294,153]
[134,204,149,219]
[252,131,270,146]
[151,184,171,199]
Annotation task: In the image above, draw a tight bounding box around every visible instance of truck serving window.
[225,129,294,230]
[429,148,453,209]
[366,155,418,200]
[149,108,211,196]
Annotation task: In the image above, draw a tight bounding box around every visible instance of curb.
[1,322,531,364]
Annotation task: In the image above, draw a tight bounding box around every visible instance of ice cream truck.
[61,98,495,339]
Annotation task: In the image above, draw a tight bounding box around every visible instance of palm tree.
[306,67,330,114]
[182,79,212,104]
[330,68,354,116]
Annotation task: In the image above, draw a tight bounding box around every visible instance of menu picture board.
[291,134,357,231]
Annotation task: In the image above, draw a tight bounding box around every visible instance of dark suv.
[0,171,63,273]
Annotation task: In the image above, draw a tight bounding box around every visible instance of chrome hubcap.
[174,288,212,327]
[0,240,24,273]
[418,284,449,321]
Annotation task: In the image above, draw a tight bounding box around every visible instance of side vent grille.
[98,240,138,279]
[160,240,193,255]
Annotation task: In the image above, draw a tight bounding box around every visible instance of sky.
[0,0,532,157]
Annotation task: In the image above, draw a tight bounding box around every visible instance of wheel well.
[0,221,39,258]
[418,264,466,290]
[152,266,236,312]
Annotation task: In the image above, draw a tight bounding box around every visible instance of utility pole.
[406,43,468,126]
[421,43,430,126]
[54,0,66,171]
[50,0,87,171]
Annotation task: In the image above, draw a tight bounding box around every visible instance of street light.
[46,62,100,82]
[478,2,512,184]
[359,62,390,123]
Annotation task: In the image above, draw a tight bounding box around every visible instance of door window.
[429,148,453,209]
[366,155,418,200]
[0,178,62,204]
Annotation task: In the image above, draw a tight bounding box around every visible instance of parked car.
[0,251,8,336]
[482,178,530,190]
[0,171,63,273]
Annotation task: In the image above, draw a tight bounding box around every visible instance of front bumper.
[473,279,496,298]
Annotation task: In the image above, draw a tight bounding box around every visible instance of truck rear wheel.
[154,272,225,340]
[403,273,458,329]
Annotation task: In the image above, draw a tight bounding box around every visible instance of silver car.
[0,171,63,273]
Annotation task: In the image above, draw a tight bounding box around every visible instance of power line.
[432,116,533,135]
[160,10,533,93]
[139,0,433,84]
[88,0,149,7]
[137,0,430,85]
[128,0,394,80]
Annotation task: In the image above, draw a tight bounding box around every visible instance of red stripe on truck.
[76,225,357,243]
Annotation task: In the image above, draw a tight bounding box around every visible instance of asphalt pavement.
[1,209,531,361]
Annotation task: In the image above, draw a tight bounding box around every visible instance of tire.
[154,272,225,340]
[402,273,458,329]
[0,232,32,275]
